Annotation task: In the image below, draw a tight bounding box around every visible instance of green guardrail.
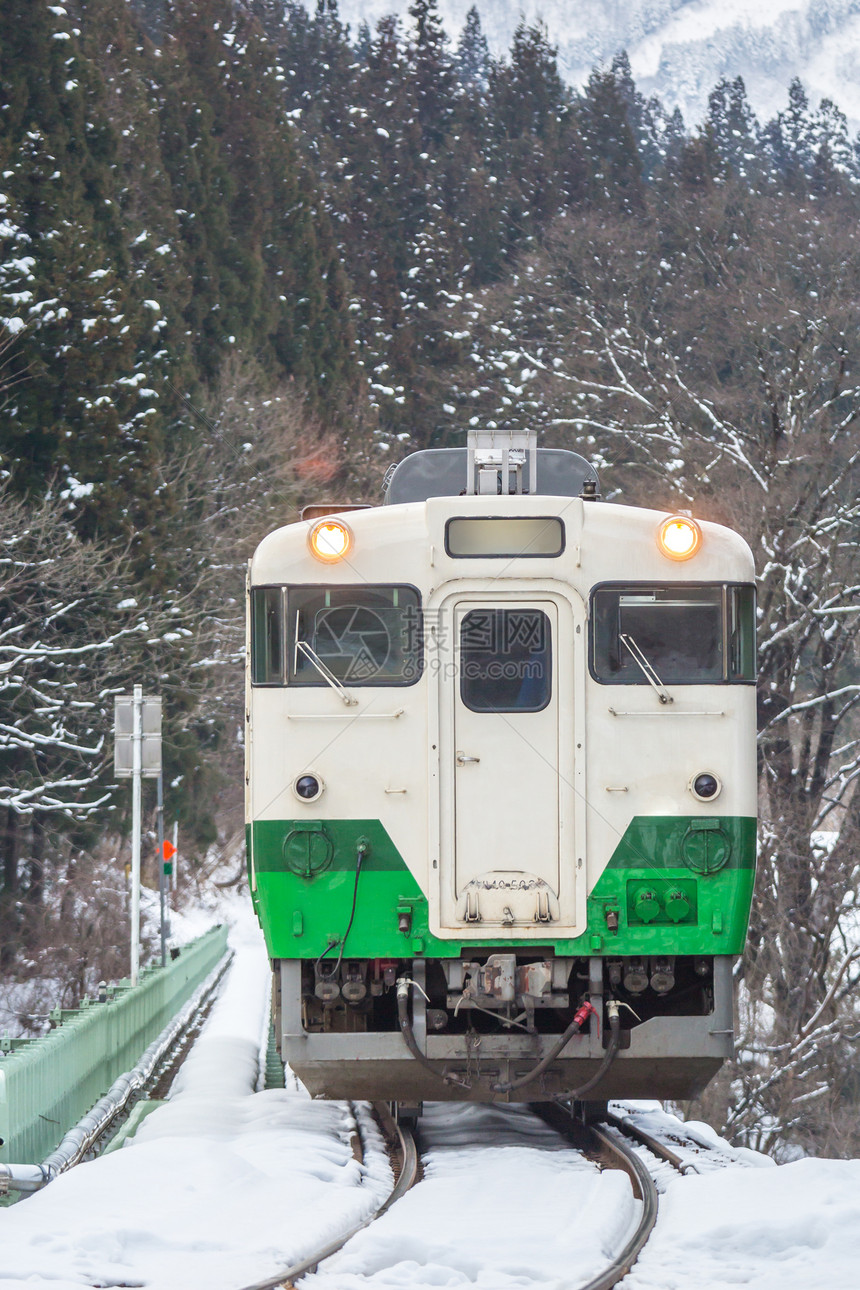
[0,924,229,1167]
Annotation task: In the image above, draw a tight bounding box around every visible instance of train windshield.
[250,585,422,686]
[591,584,755,685]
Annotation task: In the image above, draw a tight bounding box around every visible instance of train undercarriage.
[272,951,735,1103]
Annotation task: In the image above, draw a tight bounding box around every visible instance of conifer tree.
[579,68,646,212]
[488,22,583,234]
[809,98,856,196]
[0,0,169,559]
[763,78,815,190]
[705,77,760,181]
[148,0,357,412]
[609,52,676,181]
[455,6,491,89]
[490,20,565,141]
[407,0,456,147]
[354,21,373,63]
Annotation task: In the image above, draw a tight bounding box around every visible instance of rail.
[534,1103,660,1289]
[583,1120,660,1289]
[237,1102,419,1290]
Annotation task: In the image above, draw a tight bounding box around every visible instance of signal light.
[657,515,702,561]
[293,773,324,802]
[308,517,353,563]
[691,772,722,801]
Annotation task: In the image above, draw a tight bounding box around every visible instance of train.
[246,430,756,1108]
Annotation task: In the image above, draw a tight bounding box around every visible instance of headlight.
[657,515,702,561]
[308,517,353,563]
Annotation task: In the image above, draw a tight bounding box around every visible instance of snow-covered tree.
[705,77,761,182]
[450,184,860,1153]
[0,482,186,960]
[455,6,491,89]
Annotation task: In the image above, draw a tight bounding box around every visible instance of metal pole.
[131,684,142,986]
[156,770,167,968]
[172,821,178,898]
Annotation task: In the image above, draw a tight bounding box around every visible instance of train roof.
[383,445,599,505]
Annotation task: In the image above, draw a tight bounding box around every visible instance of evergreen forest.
[1,0,859,1158]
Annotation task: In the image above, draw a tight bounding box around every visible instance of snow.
[59,478,94,500]
[304,1102,638,1289]
[0,902,391,1290]
[625,1159,860,1289]
[2,898,860,1287]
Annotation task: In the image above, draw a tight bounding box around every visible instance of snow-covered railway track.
[533,1104,660,1290]
[237,1102,419,1290]
[604,1102,753,1178]
[272,1101,664,1290]
[603,1108,716,1176]
[580,1123,659,1289]
[537,1101,751,1288]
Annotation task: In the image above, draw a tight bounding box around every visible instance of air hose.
[491,998,598,1094]
[396,978,470,1089]
[396,983,622,1099]
[552,1000,622,1103]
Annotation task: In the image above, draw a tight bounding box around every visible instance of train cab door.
[443,598,565,931]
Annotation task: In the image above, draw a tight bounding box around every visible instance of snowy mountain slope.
[331,0,860,131]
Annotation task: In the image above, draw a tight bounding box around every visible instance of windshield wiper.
[294,613,357,706]
[620,633,673,705]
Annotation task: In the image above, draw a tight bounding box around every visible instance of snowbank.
[0,905,390,1290]
[626,1156,860,1289]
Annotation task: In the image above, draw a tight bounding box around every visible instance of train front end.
[246,433,756,1103]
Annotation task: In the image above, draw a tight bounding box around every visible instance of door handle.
[456,752,480,765]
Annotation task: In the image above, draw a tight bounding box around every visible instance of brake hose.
[395,983,621,1098]
[396,978,470,1089]
[552,1000,622,1103]
[492,998,598,1094]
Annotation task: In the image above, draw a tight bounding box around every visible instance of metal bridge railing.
[0,925,229,1168]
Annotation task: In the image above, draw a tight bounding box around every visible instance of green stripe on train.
[248,816,755,959]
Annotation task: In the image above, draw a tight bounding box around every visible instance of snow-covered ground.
[625,1156,860,1289]
[2,893,860,1288]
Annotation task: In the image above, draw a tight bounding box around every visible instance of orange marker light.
[308,517,353,563]
[658,515,702,561]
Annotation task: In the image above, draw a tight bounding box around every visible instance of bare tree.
[160,352,343,826]
[0,484,172,818]
[0,479,190,973]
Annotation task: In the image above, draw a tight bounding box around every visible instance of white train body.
[247,438,757,1103]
